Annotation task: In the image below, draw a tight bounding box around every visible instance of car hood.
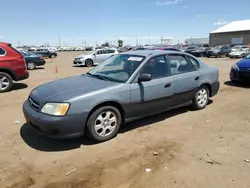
[236,59,250,68]
[29,75,119,104]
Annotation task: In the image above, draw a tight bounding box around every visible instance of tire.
[0,72,13,93]
[27,61,36,70]
[192,86,209,110]
[50,54,56,58]
[85,59,93,67]
[86,106,122,142]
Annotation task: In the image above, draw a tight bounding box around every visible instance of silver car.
[74,48,119,67]
[23,50,219,142]
[229,48,249,58]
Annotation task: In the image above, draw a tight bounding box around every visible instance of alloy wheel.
[197,88,208,107]
[94,111,117,137]
[0,75,10,91]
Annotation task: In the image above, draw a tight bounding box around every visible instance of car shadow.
[20,101,213,152]
[12,83,28,90]
[120,100,213,133]
[224,81,250,88]
[20,123,95,152]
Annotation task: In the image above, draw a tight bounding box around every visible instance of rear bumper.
[15,71,29,81]
[211,81,220,97]
[35,60,46,66]
[23,101,88,139]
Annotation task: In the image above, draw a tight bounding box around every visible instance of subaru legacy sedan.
[23,50,219,142]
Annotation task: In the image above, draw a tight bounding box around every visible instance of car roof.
[120,50,184,57]
[0,42,10,46]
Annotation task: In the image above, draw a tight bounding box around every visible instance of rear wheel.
[85,59,93,67]
[192,86,209,110]
[86,106,122,142]
[50,54,56,58]
[27,61,36,70]
[0,72,13,93]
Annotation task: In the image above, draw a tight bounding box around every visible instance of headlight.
[41,103,70,116]
[232,64,239,71]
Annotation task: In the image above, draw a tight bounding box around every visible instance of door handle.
[195,76,200,81]
[164,83,171,88]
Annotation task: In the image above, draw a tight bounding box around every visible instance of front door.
[167,54,200,106]
[128,55,174,118]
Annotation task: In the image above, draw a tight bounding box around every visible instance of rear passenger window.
[168,55,195,75]
[0,48,5,55]
[107,50,115,53]
[188,57,199,70]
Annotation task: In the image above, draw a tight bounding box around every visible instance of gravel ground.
[0,52,250,188]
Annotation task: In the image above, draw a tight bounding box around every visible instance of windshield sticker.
[128,57,143,61]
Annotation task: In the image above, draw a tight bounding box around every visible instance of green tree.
[118,39,123,47]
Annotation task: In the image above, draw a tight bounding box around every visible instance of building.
[185,37,209,45]
[209,20,250,46]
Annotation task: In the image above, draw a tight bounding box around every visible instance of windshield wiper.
[86,72,109,81]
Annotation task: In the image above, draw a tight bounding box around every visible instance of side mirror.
[242,55,246,59]
[138,74,152,82]
[93,53,96,56]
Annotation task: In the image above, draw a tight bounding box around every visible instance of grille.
[239,71,250,80]
[28,97,40,110]
[239,67,250,72]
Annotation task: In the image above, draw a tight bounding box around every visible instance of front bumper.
[23,101,88,139]
[73,60,84,65]
[230,69,250,82]
[206,52,218,57]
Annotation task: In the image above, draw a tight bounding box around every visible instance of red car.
[0,42,29,92]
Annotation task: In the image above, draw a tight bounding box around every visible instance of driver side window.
[140,55,169,79]
[97,50,103,55]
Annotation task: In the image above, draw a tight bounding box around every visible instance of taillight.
[17,57,27,68]
[40,56,44,59]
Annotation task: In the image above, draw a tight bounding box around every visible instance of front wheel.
[86,106,122,142]
[192,86,209,110]
[0,72,13,93]
[85,59,93,67]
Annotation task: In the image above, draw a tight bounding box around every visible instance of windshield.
[88,54,146,83]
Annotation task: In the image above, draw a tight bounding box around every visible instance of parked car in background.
[230,54,250,82]
[33,49,57,58]
[20,50,45,70]
[0,42,29,92]
[153,47,180,51]
[231,45,249,52]
[74,48,119,67]
[47,47,58,53]
[206,45,231,58]
[190,47,208,57]
[23,50,219,142]
[229,48,249,58]
[180,46,197,54]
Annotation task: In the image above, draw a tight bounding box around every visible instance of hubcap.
[94,111,117,137]
[28,63,35,69]
[0,75,10,91]
[197,89,208,106]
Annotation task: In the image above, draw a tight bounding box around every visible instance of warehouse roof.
[210,20,250,34]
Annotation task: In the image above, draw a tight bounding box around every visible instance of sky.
[1,0,250,46]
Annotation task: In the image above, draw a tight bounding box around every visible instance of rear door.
[167,54,200,106]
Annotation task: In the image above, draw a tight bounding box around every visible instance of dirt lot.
[0,52,250,188]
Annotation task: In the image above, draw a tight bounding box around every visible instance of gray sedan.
[23,50,219,142]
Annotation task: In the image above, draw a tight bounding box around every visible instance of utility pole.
[58,34,61,47]
[149,28,151,45]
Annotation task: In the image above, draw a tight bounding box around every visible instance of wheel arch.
[199,83,212,97]
[85,101,125,128]
[0,68,15,80]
